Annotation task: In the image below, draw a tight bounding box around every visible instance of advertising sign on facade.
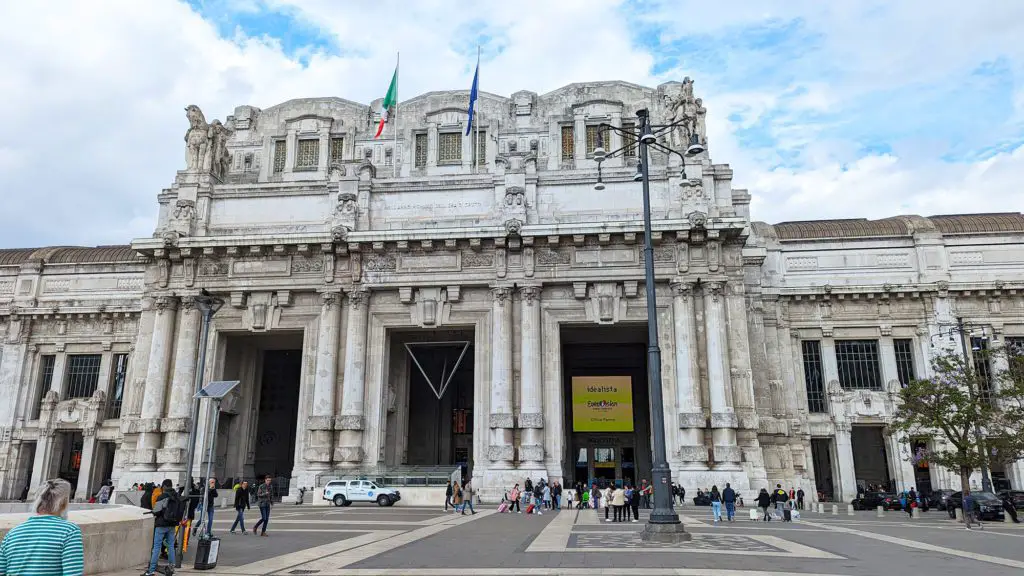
[571,376,634,432]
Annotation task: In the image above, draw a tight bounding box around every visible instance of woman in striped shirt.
[0,479,84,576]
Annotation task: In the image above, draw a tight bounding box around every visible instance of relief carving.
[462,251,494,268]
[536,248,570,265]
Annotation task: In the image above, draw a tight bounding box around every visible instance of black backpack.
[160,492,185,524]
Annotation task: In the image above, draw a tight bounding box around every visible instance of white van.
[323,479,401,507]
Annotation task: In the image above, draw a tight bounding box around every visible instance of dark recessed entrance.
[852,425,892,493]
[561,324,650,488]
[253,349,302,481]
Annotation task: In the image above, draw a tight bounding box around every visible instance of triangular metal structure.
[404,341,470,400]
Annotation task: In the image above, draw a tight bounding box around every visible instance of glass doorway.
[573,441,637,487]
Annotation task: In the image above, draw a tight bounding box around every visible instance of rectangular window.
[295,139,319,170]
[801,340,827,413]
[585,125,612,155]
[272,140,286,173]
[621,122,637,157]
[971,337,994,402]
[414,133,428,167]
[560,125,575,159]
[474,131,486,165]
[835,339,883,390]
[893,338,916,387]
[329,137,344,165]
[106,353,129,420]
[32,355,56,419]
[1007,337,1024,380]
[438,132,461,164]
[65,354,102,399]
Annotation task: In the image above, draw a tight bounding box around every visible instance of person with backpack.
[773,484,789,519]
[144,479,182,576]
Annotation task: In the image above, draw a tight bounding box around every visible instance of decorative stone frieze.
[518,412,544,429]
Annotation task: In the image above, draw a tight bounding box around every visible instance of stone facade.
[1,79,1023,502]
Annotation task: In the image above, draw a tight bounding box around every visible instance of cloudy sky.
[2,0,1023,248]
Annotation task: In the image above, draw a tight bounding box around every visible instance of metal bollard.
[876,505,884,518]
[912,506,921,519]
[847,504,855,516]
[832,504,839,515]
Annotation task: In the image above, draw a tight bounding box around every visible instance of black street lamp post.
[593,109,702,542]
[175,289,224,567]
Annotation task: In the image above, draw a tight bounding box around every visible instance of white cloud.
[0,0,1021,247]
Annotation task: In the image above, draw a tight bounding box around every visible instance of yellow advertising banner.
[571,376,634,432]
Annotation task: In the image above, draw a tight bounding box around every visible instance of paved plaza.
[102,504,1024,576]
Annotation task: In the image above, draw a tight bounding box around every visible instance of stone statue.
[663,77,705,151]
[184,105,209,171]
[204,120,232,178]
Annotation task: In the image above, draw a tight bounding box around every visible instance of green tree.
[891,347,1024,499]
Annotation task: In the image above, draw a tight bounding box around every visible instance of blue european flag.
[465,60,479,137]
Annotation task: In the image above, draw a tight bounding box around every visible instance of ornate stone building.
[1,79,1022,502]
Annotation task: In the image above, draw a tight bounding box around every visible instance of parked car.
[945,491,1005,521]
[928,489,954,511]
[852,492,902,511]
[324,479,401,507]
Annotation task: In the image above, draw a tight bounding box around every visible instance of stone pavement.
[101,505,1024,576]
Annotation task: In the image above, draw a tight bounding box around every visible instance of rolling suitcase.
[749,508,759,521]
[526,503,535,514]
[783,509,792,522]
[498,501,509,513]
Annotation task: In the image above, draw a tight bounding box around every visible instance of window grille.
[415,133,428,167]
[438,132,461,164]
[971,337,993,402]
[329,137,344,165]
[32,355,56,419]
[272,140,286,173]
[893,338,916,387]
[106,353,129,420]
[801,341,827,413]
[65,354,102,399]
[835,340,883,390]
[295,139,319,170]
[621,123,637,157]
[585,125,612,155]
[1007,337,1024,379]
[474,131,486,165]
[560,126,575,159]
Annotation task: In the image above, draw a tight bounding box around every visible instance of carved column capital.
[491,286,512,305]
[670,280,694,300]
[154,296,179,311]
[321,291,342,309]
[519,285,541,305]
[347,288,369,309]
[705,281,725,302]
[179,296,197,311]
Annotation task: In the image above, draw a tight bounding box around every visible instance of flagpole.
[475,45,480,173]
[394,51,399,177]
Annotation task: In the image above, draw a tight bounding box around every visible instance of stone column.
[74,430,98,501]
[335,288,369,464]
[834,424,858,503]
[29,430,55,493]
[307,292,342,464]
[135,296,178,470]
[0,314,29,429]
[159,296,201,469]
[821,336,840,385]
[879,335,899,387]
[887,429,919,493]
[124,298,156,420]
[518,286,544,468]
[704,281,739,467]
[488,287,514,466]
[671,281,705,467]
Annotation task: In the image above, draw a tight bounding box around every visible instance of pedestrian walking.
[796,487,805,510]
[565,485,574,510]
[445,480,454,512]
[203,477,218,535]
[145,479,184,576]
[757,488,772,521]
[508,484,522,513]
[629,482,640,522]
[722,483,737,522]
[709,485,722,523]
[602,484,613,522]
[460,480,477,515]
[252,475,274,537]
[0,479,85,576]
[230,480,251,534]
[772,484,788,519]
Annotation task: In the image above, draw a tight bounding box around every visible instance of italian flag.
[374,67,398,139]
